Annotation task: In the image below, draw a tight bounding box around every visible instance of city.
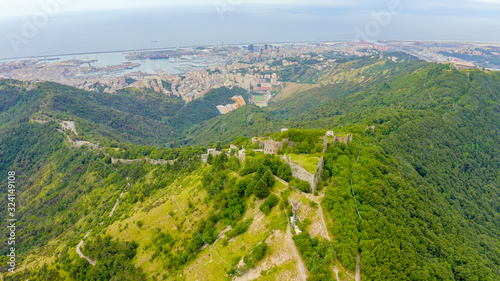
[1,40,499,109]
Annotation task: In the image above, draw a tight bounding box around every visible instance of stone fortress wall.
[281,155,324,193]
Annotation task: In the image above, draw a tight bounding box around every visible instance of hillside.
[167,86,250,130]
[266,53,423,119]
[287,64,500,279]
[1,57,500,281]
[0,80,185,146]
[0,81,252,147]
[181,105,282,146]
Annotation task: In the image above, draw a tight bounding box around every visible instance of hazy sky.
[1,0,500,58]
[1,0,500,19]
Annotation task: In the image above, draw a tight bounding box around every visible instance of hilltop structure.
[252,137,296,155]
[251,131,353,193]
[200,148,222,163]
[204,131,352,192]
[281,155,324,194]
[333,134,353,145]
[451,61,477,70]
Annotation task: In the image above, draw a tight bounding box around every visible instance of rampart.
[281,155,324,193]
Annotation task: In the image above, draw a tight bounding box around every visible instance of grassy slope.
[288,154,321,174]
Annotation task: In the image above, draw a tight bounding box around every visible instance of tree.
[260,194,280,215]
[213,153,228,171]
[255,165,268,180]
[290,178,310,193]
[207,153,214,165]
[261,170,275,187]
[254,179,270,199]
[277,164,292,181]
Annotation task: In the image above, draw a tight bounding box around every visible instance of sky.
[0,0,500,59]
[1,0,499,19]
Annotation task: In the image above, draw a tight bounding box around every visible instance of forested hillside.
[181,105,281,146]
[0,81,249,146]
[1,57,499,281]
[290,64,500,280]
[167,86,250,130]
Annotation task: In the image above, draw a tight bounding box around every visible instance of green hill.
[167,86,250,130]
[0,80,185,146]
[182,105,282,146]
[1,57,500,281]
[266,54,426,119]
[288,63,500,280]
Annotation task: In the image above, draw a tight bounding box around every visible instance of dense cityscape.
[1,40,500,108]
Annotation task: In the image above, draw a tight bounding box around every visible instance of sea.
[0,5,355,62]
[0,4,498,72]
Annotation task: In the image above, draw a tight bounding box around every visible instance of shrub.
[290,178,311,193]
[260,194,280,215]
[309,200,318,209]
[244,242,269,268]
[254,179,271,198]
[226,219,253,239]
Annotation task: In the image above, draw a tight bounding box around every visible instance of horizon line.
[2,39,500,62]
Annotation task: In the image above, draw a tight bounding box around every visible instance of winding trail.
[76,231,96,266]
[273,176,309,280]
[108,192,124,217]
[309,194,331,242]
[355,251,361,281]
[286,224,309,281]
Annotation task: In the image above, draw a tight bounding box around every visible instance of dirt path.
[274,175,348,281]
[316,202,331,241]
[76,231,96,266]
[355,251,361,281]
[233,230,297,281]
[274,178,309,281]
[332,265,341,281]
[309,194,331,242]
[286,223,308,280]
[109,192,123,217]
[310,194,359,281]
